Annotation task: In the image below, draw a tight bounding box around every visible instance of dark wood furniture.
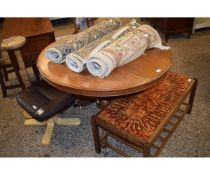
[144,18,194,42]
[2,18,55,81]
[91,72,198,157]
[37,40,172,97]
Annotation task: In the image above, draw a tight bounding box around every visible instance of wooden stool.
[91,72,198,157]
[0,36,28,97]
[1,36,31,89]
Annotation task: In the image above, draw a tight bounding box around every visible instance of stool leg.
[0,69,7,97]
[3,68,9,81]
[42,119,55,145]
[22,110,33,119]
[7,51,25,89]
[91,116,101,153]
[24,119,47,126]
[14,50,31,87]
[187,78,198,114]
[54,116,81,125]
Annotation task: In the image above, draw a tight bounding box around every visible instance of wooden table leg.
[143,147,151,157]
[91,116,101,153]
[187,78,198,114]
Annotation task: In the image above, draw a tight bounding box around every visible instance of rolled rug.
[136,24,170,50]
[65,40,111,73]
[87,24,169,78]
[45,18,121,64]
[65,20,140,73]
[87,29,149,78]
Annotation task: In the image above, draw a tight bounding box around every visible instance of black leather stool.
[16,80,80,145]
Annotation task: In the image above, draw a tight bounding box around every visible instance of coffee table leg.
[187,78,198,114]
[143,147,151,157]
[91,116,101,153]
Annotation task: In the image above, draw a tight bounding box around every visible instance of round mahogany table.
[37,44,172,97]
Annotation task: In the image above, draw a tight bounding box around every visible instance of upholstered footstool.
[16,80,81,145]
[91,72,198,157]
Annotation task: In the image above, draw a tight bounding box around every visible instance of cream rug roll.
[86,25,170,78]
[45,18,121,64]
[136,24,170,50]
[65,20,140,73]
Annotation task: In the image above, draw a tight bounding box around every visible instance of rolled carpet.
[65,19,140,73]
[86,25,170,78]
[45,18,121,64]
[136,24,170,50]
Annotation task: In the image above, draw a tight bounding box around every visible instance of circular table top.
[37,44,172,97]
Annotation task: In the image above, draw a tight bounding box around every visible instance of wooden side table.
[143,18,194,42]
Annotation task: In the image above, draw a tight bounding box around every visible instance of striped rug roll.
[45,18,121,64]
[65,20,140,73]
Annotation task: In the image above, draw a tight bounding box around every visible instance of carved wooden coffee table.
[37,43,172,97]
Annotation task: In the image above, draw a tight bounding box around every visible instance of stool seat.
[1,36,26,50]
[92,72,198,156]
[16,81,75,122]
